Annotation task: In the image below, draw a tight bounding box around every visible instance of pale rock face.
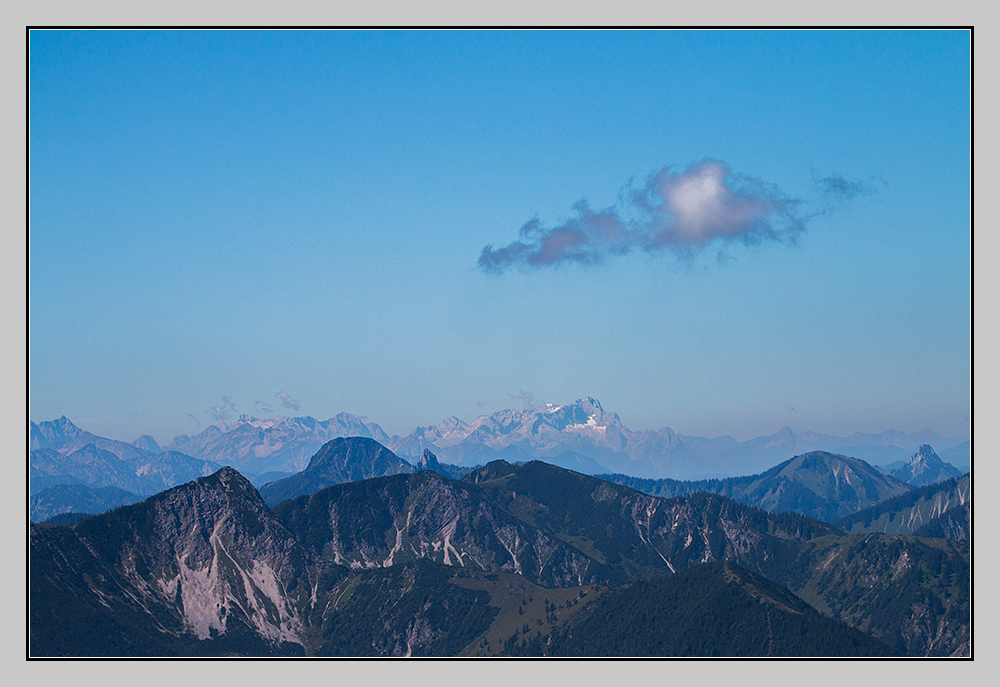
[104,467,309,646]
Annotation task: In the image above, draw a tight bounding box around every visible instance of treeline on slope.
[311,561,497,656]
[497,560,902,657]
[834,474,971,540]
[40,511,96,526]
[782,534,969,656]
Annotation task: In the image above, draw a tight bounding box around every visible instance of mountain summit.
[890,445,963,487]
[258,437,412,506]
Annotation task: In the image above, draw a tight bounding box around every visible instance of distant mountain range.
[166,413,392,474]
[29,417,226,522]
[135,396,967,480]
[379,397,965,479]
[29,410,968,525]
[29,457,969,656]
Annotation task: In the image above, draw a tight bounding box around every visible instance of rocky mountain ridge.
[603,451,913,522]
[889,445,965,487]
[30,460,970,657]
[836,473,971,539]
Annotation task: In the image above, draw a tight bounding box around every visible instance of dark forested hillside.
[500,561,903,657]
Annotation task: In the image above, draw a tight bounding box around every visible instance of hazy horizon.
[29,398,969,451]
[29,30,971,449]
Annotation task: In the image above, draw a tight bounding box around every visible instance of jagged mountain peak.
[163,465,265,506]
[210,464,251,483]
[891,444,962,487]
[30,416,87,450]
[416,448,441,471]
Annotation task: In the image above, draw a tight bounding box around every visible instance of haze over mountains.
[152,397,965,480]
[29,399,969,525]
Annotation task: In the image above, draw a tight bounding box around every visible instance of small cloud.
[476,401,485,408]
[209,396,236,423]
[479,160,878,274]
[275,391,300,411]
[254,400,274,414]
[507,390,536,408]
[186,412,201,428]
[815,173,879,201]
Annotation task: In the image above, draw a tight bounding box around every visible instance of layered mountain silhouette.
[30,459,969,657]
[29,412,968,532]
[603,451,912,522]
[110,397,966,480]
[29,418,225,521]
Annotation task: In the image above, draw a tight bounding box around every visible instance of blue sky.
[28,30,971,445]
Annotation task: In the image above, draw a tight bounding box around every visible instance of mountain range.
[146,397,966,480]
[29,411,968,528]
[166,413,392,474]
[29,417,226,522]
[29,451,970,657]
